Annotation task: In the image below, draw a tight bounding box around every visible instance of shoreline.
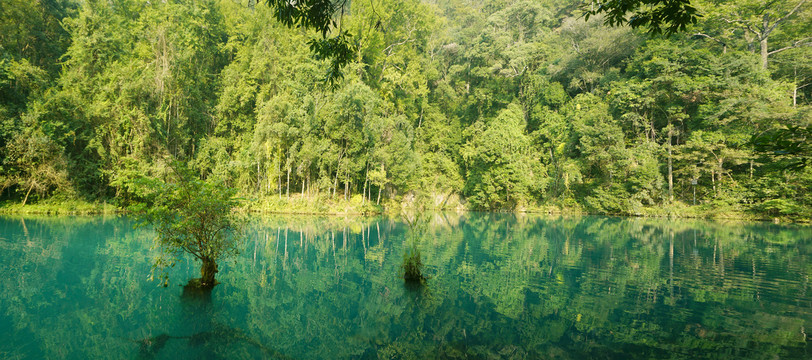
[1,198,807,224]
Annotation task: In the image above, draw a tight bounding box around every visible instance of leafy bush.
[584,183,630,214]
[753,199,803,217]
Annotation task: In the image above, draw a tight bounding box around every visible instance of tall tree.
[700,0,810,69]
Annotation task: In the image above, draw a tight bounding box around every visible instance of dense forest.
[1,0,810,219]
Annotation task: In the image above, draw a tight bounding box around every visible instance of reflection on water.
[0,214,810,359]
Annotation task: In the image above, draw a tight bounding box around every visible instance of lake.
[0,213,810,359]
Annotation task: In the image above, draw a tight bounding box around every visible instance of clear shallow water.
[0,214,810,359]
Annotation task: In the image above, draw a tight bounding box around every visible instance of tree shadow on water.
[130,322,294,360]
[402,276,438,307]
[129,280,294,360]
[180,278,214,308]
[403,279,425,294]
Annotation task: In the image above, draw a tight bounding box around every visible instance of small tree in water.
[132,165,244,289]
[402,242,425,283]
[401,211,428,284]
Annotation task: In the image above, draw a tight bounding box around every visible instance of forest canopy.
[0,0,810,219]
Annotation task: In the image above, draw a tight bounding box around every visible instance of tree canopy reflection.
[0,214,809,359]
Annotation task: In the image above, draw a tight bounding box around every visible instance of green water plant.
[402,242,425,283]
[401,211,428,284]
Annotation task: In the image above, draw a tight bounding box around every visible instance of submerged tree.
[132,164,245,289]
[401,211,428,284]
[402,239,425,284]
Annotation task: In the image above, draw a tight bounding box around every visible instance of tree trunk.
[667,124,674,202]
[718,158,725,193]
[200,257,218,288]
[22,183,34,206]
[760,37,769,70]
[793,84,798,107]
[333,171,339,198]
[749,159,754,180]
[286,167,291,198]
[548,147,558,196]
[362,167,368,206]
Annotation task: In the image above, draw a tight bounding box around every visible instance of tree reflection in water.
[0,214,810,359]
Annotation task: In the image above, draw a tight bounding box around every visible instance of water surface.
[0,214,810,359]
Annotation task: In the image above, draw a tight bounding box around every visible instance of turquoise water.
[0,214,810,359]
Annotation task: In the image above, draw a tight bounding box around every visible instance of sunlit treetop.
[266,0,354,85]
[266,0,700,84]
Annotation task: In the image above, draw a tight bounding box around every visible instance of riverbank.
[1,196,807,223]
[245,194,384,215]
[526,201,809,224]
[0,200,121,215]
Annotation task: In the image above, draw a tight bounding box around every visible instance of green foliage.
[2,125,72,204]
[0,199,118,215]
[753,198,804,217]
[462,103,543,210]
[267,0,355,84]
[625,142,666,207]
[0,0,809,220]
[585,183,630,214]
[753,123,812,170]
[565,93,627,182]
[131,163,245,288]
[584,0,699,35]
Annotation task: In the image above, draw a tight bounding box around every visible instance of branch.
[691,33,727,47]
[504,65,527,78]
[768,0,807,34]
[183,245,203,260]
[767,37,812,55]
[570,39,580,54]
[722,18,761,38]
[382,23,416,56]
